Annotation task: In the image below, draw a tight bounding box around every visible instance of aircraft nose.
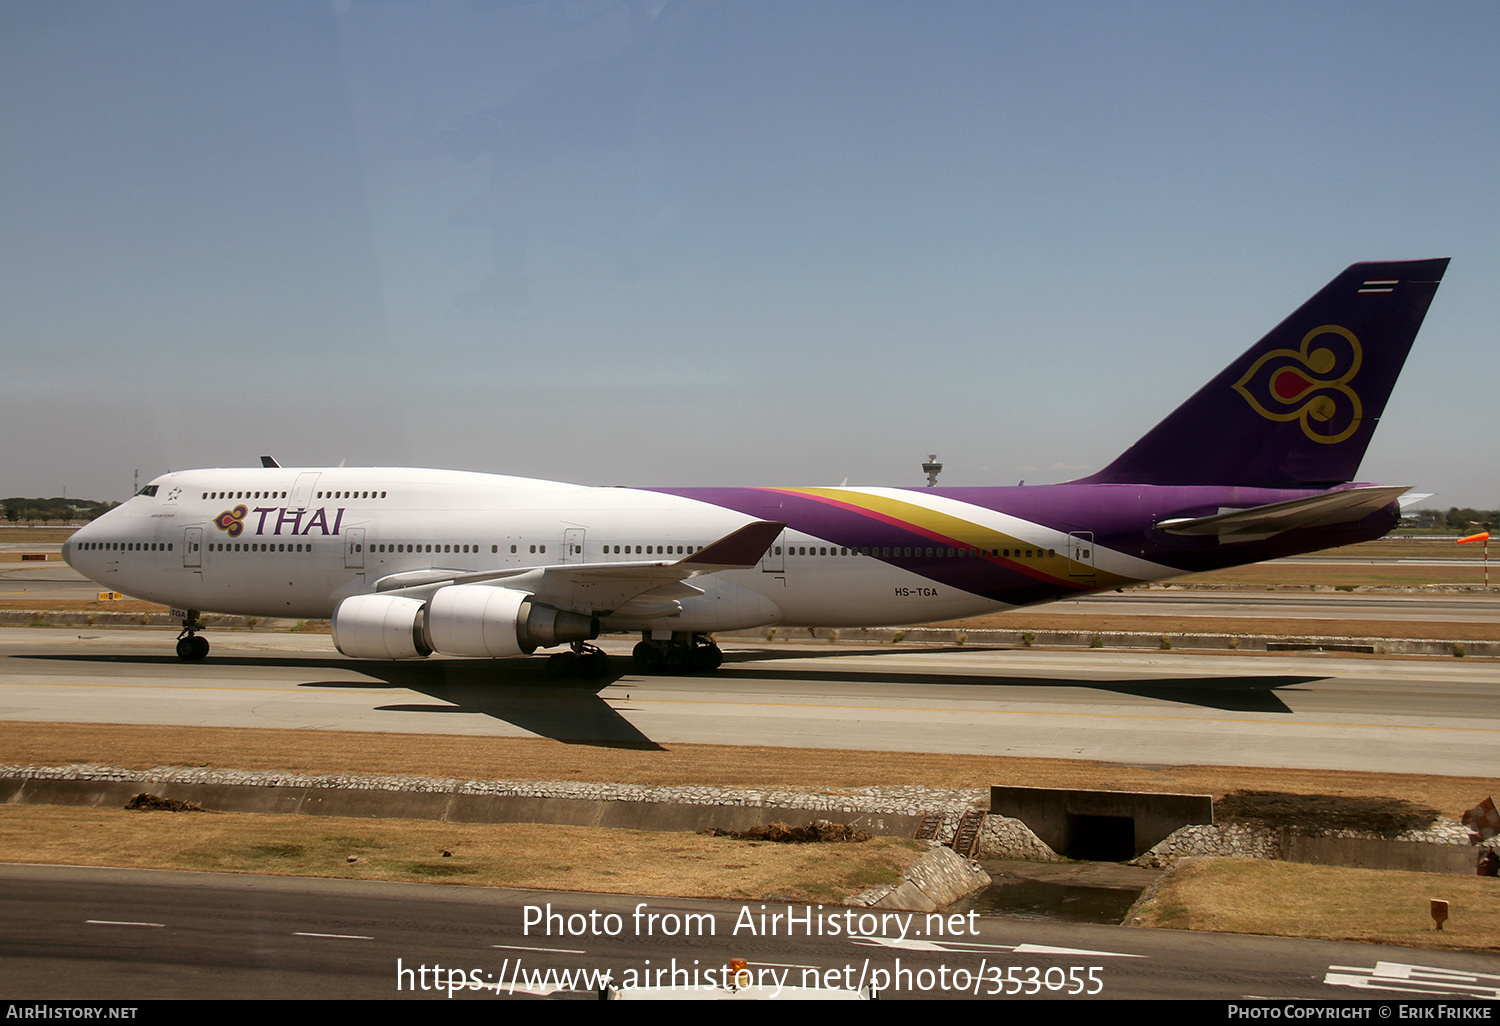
[62,530,81,569]
[64,520,99,570]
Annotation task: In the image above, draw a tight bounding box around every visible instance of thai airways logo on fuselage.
[214,505,248,537]
[213,505,345,537]
[1232,324,1362,444]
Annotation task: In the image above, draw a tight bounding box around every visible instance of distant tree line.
[1,498,119,526]
[1404,507,1500,532]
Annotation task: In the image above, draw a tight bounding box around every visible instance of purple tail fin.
[1084,259,1449,487]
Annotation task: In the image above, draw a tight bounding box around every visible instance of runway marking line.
[3,681,1499,734]
[602,696,1500,734]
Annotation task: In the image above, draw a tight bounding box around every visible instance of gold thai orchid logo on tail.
[1233,325,1362,444]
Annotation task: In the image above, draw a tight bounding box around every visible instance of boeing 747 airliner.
[64,259,1448,675]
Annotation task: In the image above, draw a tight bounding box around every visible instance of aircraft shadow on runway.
[717,667,1314,713]
[714,646,1319,713]
[19,650,657,749]
[22,645,1322,744]
[307,660,666,750]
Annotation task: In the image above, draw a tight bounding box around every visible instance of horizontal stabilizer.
[1156,485,1409,542]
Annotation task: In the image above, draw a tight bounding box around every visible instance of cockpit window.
[137,485,158,497]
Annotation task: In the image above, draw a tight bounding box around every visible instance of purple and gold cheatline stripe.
[761,487,1076,583]
[660,485,1135,604]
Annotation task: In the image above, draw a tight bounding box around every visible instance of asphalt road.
[4,863,1497,1001]
[3,627,1497,776]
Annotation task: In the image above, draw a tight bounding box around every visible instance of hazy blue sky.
[4,1,1497,506]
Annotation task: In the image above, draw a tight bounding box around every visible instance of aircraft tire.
[177,636,209,661]
[547,652,577,678]
[633,642,664,674]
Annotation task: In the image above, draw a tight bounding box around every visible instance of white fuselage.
[67,467,1135,635]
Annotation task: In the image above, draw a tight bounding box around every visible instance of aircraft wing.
[1155,485,1409,542]
[373,520,785,617]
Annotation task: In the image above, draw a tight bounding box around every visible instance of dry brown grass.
[2,721,1492,816]
[1133,858,1500,952]
[0,805,921,902]
[1169,564,1489,588]
[1330,539,1491,561]
[0,528,78,544]
[0,598,168,612]
[5,722,1497,949]
[944,612,1500,641]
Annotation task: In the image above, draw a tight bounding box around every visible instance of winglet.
[260,455,281,468]
[679,521,785,570]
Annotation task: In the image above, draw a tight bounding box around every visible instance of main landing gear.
[547,642,611,679]
[632,633,723,675]
[175,611,209,661]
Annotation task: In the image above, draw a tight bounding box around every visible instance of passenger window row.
[775,545,1056,559]
[199,490,390,501]
[76,537,1054,561]
[75,541,173,552]
[209,542,312,552]
[363,543,707,556]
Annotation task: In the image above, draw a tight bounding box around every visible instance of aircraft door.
[183,527,202,568]
[761,530,786,573]
[344,527,366,570]
[562,528,585,563]
[1067,531,1096,577]
[289,472,320,511]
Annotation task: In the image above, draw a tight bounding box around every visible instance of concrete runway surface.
[2,626,1496,776]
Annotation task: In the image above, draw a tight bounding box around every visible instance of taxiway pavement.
[2,626,1496,776]
[6,863,1498,1001]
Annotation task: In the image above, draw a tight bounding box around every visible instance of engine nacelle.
[424,585,599,659]
[331,593,432,659]
[332,587,599,660]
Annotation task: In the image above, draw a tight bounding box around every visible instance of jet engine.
[332,586,598,660]
[330,594,430,659]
